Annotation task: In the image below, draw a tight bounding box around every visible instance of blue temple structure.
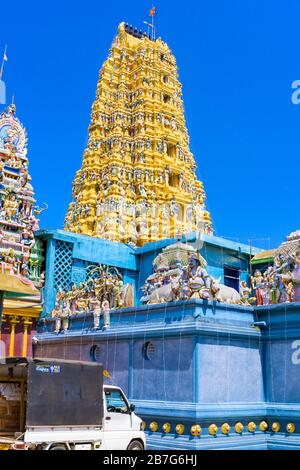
[33,229,300,450]
[1,17,299,452]
[7,19,298,452]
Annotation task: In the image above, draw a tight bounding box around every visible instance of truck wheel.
[127,440,144,450]
[50,445,67,451]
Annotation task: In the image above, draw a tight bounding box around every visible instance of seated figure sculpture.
[141,242,241,305]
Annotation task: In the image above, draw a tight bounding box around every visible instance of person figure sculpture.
[52,305,62,334]
[102,299,110,329]
[68,284,79,315]
[61,301,71,332]
[189,257,212,300]
[3,194,19,221]
[240,281,251,305]
[2,249,16,275]
[285,280,295,303]
[55,286,65,310]
[251,270,264,305]
[90,295,101,329]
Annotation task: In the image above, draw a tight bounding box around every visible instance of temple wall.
[33,300,300,449]
[256,302,300,405]
[198,337,263,404]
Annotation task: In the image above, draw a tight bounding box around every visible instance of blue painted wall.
[256,302,300,405]
[199,337,263,403]
[132,337,193,403]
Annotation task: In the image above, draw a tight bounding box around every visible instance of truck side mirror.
[129,404,136,413]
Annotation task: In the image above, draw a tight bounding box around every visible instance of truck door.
[103,387,133,450]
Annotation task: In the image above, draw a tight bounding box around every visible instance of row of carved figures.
[250,251,300,305]
[51,265,134,332]
[141,244,300,307]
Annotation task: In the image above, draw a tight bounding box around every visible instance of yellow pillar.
[22,318,32,357]
[0,314,5,358]
[8,317,18,357]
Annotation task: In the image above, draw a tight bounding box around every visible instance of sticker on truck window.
[35,364,62,373]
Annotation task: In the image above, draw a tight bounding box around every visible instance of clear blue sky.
[1,0,299,249]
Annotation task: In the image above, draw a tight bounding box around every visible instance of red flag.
[149,7,156,17]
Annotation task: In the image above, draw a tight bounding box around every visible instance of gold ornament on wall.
[208,424,218,436]
[149,421,158,432]
[175,424,185,435]
[271,422,280,433]
[162,422,171,433]
[234,422,244,434]
[190,424,202,436]
[247,422,256,433]
[221,423,230,435]
[286,423,295,433]
[259,421,268,432]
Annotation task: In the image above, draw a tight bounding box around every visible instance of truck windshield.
[105,388,129,414]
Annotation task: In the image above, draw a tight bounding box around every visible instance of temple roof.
[251,249,276,264]
[0,272,39,296]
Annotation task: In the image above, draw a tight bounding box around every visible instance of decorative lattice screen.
[53,240,73,290]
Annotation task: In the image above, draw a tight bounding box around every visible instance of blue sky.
[1,0,299,249]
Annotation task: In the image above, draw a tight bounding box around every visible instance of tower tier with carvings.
[65,22,213,245]
[0,104,44,281]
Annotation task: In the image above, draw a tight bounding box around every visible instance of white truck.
[0,357,145,450]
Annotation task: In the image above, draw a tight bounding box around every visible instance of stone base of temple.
[34,299,300,450]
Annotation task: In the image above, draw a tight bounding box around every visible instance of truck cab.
[102,385,145,450]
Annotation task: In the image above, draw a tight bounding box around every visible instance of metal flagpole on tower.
[0,45,8,105]
[152,6,156,40]
[144,5,156,40]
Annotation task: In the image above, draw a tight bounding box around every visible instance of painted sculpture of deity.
[141,242,241,305]
[52,305,62,334]
[251,230,300,305]
[251,270,264,306]
[89,295,101,329]
[102,299,110,329]
[291,250,300,301]
[2,193,19,220]
[1,249,17,275]
[240,281,252,306]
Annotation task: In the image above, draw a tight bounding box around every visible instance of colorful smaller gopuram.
[0,103,44,357]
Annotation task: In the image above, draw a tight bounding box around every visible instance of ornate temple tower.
[0,103,44,277]
[0,103,44,357]
[65,22,213,246]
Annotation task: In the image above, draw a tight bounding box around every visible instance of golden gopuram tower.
[64,22,213,246]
